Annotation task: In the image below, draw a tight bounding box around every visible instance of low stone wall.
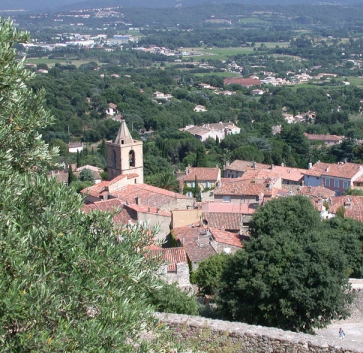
[155,313,362,353]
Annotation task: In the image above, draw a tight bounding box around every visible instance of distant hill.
[0,0,360,11]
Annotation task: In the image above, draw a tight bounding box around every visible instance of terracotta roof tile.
[329,196,363,222]
[209,227,243,248]
[225,160,270,173]
[203,212,243,231]
[215,180,272,196]
[178,167,220,182]
[112,184,192,209]
[173,226,217,263]
[81,199,136,225]
[147,248,188,271]
[305,161,363,179]
[125,203,170,217]
[299,185,335,198]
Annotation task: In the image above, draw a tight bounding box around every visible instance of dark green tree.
[191,253,229,295]
[67,164,76,185]
[79,168,95,182]
[231,145,264,163]
[195,145,208,167]
[216,196,352,333]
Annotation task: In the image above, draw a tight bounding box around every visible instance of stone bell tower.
[106,120,143,183]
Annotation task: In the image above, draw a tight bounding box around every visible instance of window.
[191,182,195,187]
[335,191,340,196]
[187,192,193,197]
[223,196,231,202]
[343,181,349,189]
[334,179,339,188]
[255,196,259,202]
[325,178,330,186]
[206,182,210,187]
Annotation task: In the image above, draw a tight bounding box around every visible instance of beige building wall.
[137,212,171,241]
[171,209,204,229]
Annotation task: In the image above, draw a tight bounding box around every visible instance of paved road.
[315,320,363,352]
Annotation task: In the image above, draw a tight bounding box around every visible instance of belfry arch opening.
[129,150,135,167]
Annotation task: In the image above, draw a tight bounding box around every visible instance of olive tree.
[0,19,185,352]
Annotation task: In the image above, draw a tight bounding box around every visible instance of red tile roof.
[172,226,217,263]
[178,167,220,182]
[125,203,170,217]
[305,161,363,179]
[82,199,136,225]
[225,160,270,173]
[299,185,335,198]
[203,212,242,230]
[112,183,192,209]
[269,165,305,182]
[209,227,243,248]
[329,196,363,223]
[147,247,188,271]
[215,180,272,196]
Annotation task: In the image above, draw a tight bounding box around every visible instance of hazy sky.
[0,0,82,11]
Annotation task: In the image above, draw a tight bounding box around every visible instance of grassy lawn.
[182,42,290,60]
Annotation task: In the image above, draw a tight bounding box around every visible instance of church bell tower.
[106,120,143,183]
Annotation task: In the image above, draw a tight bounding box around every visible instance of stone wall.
[155,313,362,353]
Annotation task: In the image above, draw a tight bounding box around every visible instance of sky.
[0,0,82,11]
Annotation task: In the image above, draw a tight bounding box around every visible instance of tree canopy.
[216,196,352,333]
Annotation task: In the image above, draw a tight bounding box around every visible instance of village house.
[67,142,83,153]
[105,102,118,116]
[172,225,243,269]
[177,166,221,202]
[74,165,103,184]
[326,195,363,223]
[194,105,207,112]
[304,161,363,196]
[213,180,276,205]
[152,91,173,101]
[304,133,343,147]
[202,202,257,234]
[48,169,69,185]
[183,122,240,142]
[223,160,270,178]
[147,247,192,290]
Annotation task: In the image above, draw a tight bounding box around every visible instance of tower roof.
[114,120,133,145]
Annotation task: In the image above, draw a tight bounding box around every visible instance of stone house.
[177,166,221,202]
[183,122,240,142]
[172,225,243,269]
[147,247,192,290]
[304,161,363,196]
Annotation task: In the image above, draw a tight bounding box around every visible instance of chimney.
[253,161,256,170]
[271,164,274,170]
[135,196,140,205]
[281,163,285,167]
[308,162,312,170]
